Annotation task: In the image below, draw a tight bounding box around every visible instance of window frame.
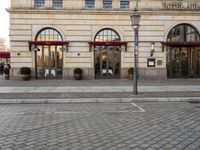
[94,28,121,42]
[103,0,112,10]
[52,0,63,9]
[120,0,130,10]
[85,0,95,9]
[34,0,45,9]
[167,24,200,42]
[36,28,63,42]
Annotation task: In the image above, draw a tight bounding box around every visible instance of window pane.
[120,0,129,10]
[95,29,120,42]
[36,28,63,42]
[85,0,95,9]
[167,24,200,42]
[35,0,45,9]
[53,0,63,9]
[103,0,112,10]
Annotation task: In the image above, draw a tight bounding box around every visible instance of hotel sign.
[162,1,200,11]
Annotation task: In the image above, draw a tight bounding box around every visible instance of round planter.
[128,74,133,80]
[4,74,9,80]
[74,74,82,80]
[21,74,30,81]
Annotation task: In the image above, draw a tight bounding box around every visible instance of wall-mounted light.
[33,47,40,51]
[150,42,155,57]
[118,47,124,52]
[60,47,65,51]
[13,51,20,56]
[93,47,98,51]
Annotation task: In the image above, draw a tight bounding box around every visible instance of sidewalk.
[0,78,200,103]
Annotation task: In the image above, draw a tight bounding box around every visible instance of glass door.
[191,47,200,78]
[36,45,63,79]
[94,46,121,79]
[167,47,200,78]
[169,47,188,78]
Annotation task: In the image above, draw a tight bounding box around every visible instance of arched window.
[167,24,200,42]
[36,28,63,41]
[94,28,120,42]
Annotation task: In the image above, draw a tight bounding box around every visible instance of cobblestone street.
[0,102,200,150]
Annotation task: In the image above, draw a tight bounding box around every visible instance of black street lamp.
[130,1,141,95]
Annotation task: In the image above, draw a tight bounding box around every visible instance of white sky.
[0,1,10,46]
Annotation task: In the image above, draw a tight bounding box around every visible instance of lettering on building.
[162,1,200,11]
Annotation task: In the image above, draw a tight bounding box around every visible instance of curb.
[0,97,199,104]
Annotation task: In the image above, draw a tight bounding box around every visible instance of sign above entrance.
[162,1,200,11]
[28,41,69,51]
[88,41,128,52]
[88,41,128,46]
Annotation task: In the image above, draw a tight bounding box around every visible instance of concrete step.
[0,92,200,99]
[0,97,200,104]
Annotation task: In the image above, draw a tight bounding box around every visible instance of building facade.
[8,0,200,79]
[0,38,6,52]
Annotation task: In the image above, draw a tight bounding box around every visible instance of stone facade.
[8,0,200,79]
[0,38,6,52]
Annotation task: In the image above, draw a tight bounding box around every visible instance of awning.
[88,41,128,46]
[161,41,200,47]
[88,41,128,51]
[0,52,10,58]
[28,41,69,51]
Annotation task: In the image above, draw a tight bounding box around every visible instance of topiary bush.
[20,67,31,75]
[3,67,9,75]
[128,67,134,75]
[74,68,83,75]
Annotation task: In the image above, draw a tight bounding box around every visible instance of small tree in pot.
[20,67,31,81]
[128,67,134,80]
[74,68,83,80]
[3,67,10,80]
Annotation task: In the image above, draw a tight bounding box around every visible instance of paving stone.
[0,102,199,149]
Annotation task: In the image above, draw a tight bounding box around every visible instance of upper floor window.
[103,0,112,10]
[53,0,63,9]
[85,0,95,9]
[35,0,45,9]
[120,0,130,10]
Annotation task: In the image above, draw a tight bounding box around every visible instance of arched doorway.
[35,28,64,79]
[166,24,200,78]
[94,28,122,79]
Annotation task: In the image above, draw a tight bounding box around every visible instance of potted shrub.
[128,67,134,80]
[20,67,31,81]
[74,68,83,80]
[3,67,10,80]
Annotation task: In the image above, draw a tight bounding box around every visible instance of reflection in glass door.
[191,48,200,78]
[168,47,188,78]
[167,47,200,78]
[95,46,121,79]
[36,45,63,79]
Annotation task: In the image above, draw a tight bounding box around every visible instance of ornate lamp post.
[130,0,141,95]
